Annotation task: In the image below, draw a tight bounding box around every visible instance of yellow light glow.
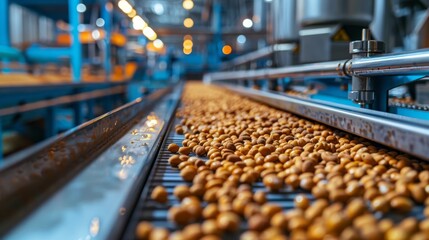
[127,9,136,18]
[143,26,157,41]
[183,39,193,49]
[153,39,164,49]
[183,48,192,55]
[183,34,193,40]
[222,45,232,55]
[132,16,147,30]
[183,18,194,28]
[118,0,133,14]
[182,0,194,10]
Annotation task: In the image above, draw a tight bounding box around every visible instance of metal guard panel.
[0,85,176,233]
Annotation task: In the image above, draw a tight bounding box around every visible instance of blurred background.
[1,0,429,158]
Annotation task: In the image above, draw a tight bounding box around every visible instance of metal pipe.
[347,49,429,76]
[204,48,429,82]
[204,60,345,82]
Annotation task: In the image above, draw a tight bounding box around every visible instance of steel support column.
[68,0,82,82]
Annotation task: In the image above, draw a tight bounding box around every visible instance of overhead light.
[222,45,232,55]
[153,39,164,49]
[92,30,101,40]
[183,48,192,55]
[265,0,272,2]
[183,18,194,28]
[77,3,86,13]
[127,9,136,18]
[132,16,147,30]
[118,0,133,14]
[242,18,253,28]
[143,26,157,41]
[152,3,164,15]
[182,0,194,10]
[96,18,105,27]
[237,34,246,44]
[183,39,193,49]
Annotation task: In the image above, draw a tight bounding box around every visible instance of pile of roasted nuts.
[137,83,429,240]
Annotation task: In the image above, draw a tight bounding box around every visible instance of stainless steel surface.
[222,84,429,161]
[5,88,181,240]
[346,49,429,76]
[299,25,350,63]
[298,0,374,26]
[0,85,180,235]
[370,0,394,51]
[348,29,385,106]
[272,0,299,42]
[204,48,429,82]
[203,60,344,82]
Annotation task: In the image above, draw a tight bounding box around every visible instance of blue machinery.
[0,0,116,79]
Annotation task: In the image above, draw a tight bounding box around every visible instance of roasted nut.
[168,155,182,167]
[254,191,267,204]
[203,204,219,219]
[390,196,413,213]
[151,186,168,203]
[135,221,152,240]
[190,183,205,197]
[294,194,310,209]
[174,185,191,200]
[169,206,192,225]
[216,212,240,232]
[371,196,390,213]
[263,174,283,191]
[345,198,366,219]
[195,146,207,156]
[180,166,197,181]
[168,143,180,153]
[178,146,192,155]
[271,212,288,230]
[182,223,203,240]
[240,231,260,240]
[202,219,222,236]
[248,214,270,232]
[149,227,169,240]
[261,203,282,218]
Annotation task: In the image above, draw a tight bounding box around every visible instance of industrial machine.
[0,0,429,239]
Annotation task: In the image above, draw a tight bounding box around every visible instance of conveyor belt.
[122,116,312,239]
[121,89,427,239]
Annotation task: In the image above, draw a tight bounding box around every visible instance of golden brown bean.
[173,185,191,200]
[168,206,192,225]
[263,174,283,191]
[248,214,270,232]
[149,227,169,240]
[167,143,180,153]
[178,146,192,155]
[202,219,222,236]
[151,186,168,203]
[216,212,240,232]
[180,166,197,182]
[135,221,153,240]
[390,196,413,213]
[294,194,310,209]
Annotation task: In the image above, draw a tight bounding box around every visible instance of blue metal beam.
[102,1,112,80]
[68,0,82,82]
[0,0,10,47]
